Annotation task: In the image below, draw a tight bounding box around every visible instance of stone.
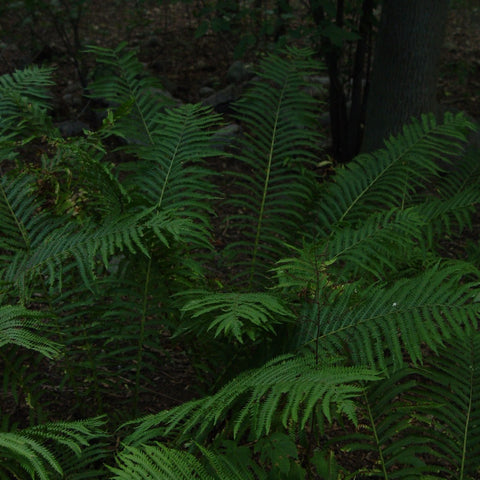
[202,84,241,113]
[210,123,242,151]
[56,120,89,137]
[199,86,216,98]
[226,60,252,84]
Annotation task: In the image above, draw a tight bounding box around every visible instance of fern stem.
[156,124,184,211]
[0,182,31,251]
[247,82,286,290]
[362,387,389,480]
[134,254,152,414]
[459,336,475,480]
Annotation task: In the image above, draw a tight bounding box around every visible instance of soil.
[1,0,480,470]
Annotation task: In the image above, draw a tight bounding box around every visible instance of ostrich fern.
[223,47,322,289]
[1,47,480,479]
[115,110,480,478]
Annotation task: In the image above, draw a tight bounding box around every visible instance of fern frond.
[417,327,480,479]
[198,443,262,479]
[122,103,221,218]
[314,113,475,237]
[418,187,480,248]
[0,173,44,255]
[302,264,479,369]
[0,65,55,140]
[224,47,322,288]
[341,367,439,479]
[434,144,480,200]
[324,208,426,281]
[123,352,379,445]
[0,305,59,357]
[88,45,220,248]
[87,42,173,146]
[5,210,156,293]
[0,431,61,480]
[0,417,106,480]
[180,291,295,342]
[110,443,215,480]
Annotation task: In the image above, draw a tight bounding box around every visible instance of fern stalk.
[247,82,285,291]
[459,335,475,480]
[362,386,389,480]
[134,254,152,414]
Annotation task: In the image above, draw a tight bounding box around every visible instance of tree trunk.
[362,0,449,153]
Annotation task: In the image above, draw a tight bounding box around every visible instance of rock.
[199,86,216,98]
[145,35,161,48]
[210,123,242,151]
[202,84,241,113]
[146,87,183,107]
[62,93,83,108]
[226,61,252,84]
[310,76,330,86]
[56,120,89,137]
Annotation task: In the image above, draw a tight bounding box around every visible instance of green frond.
[5,210,158,294]
[44,134,129,218]
[88,45,220,248]
[198,444,260,480]
[417,328,480,479]
[340,367,439,479]
[0,304,59,357]
[179,291,295,342]
[434,144,480,200]
[336,329,480,479]
[418,187,480,248]
[121,103,221,216]
[323,208,426,281]
[0,417,106,480]
[0,65,55,140]
[0,173,43,255]
[0,431,61,480]
[123,352,379,445]
[224,47,322,288]
[302,264,479,369]
[110,443,215,480]
[87,42,174,146]
[314,113,475,237]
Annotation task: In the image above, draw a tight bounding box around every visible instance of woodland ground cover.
[1,1,480,479]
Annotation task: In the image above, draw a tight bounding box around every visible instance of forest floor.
[1,0,480,440]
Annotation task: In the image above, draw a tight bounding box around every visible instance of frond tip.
[180,291,295,342]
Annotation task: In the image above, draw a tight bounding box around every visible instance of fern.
[110,443,216,480]
[0,417,106,480]
[0,65,55,142]
[330,328,480,479]
[417,327,480,479]
[86,42,174,146]
[179,291,295,342]
[313,112,475,237]
[339,367,439,479]
[302,263,478,369]
[0,304,59,358]
[223,47,322,288]
[122,352,379,445]
[1,44,480,480]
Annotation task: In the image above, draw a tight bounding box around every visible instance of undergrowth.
[1,44,480,479]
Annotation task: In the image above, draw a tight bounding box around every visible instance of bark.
[362,0,449,152]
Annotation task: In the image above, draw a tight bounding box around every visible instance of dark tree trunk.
[362,0,449,152]
[310,0,375,163]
